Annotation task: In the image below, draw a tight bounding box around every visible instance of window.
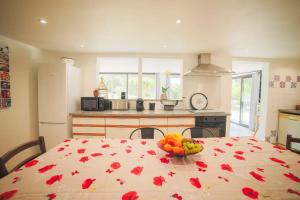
[97,57,183,100]
[98,58,138,99]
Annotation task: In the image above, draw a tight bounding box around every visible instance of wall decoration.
[274,75,280,82]
[297,76,300,82]
[279,81,285,88]
[269,81,274,88]
[291,82,297,88]
[285,75,292,82]
[0,45,11,109]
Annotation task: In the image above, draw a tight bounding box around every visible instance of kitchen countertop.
[70,110,230,117]
[279,109,300,115]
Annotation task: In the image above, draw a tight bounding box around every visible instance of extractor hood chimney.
[183,53,234,76]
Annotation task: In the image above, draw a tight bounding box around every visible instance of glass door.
[231,75,253,127]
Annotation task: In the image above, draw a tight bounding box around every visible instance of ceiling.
[1,0,300,58]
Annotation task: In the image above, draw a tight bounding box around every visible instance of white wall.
[0,35,54,168]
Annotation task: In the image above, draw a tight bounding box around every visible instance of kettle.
[136,98,144,112]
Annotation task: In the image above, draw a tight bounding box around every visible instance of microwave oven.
[81,97,112,111]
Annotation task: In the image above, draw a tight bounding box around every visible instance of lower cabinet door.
[167,117,195,135]
[105,118,140,139]
[106,127,137,139]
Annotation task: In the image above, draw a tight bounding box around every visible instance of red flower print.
[195,161,207,168]
[217,176,229,182]
[147,150,156,155]
[0,190,18,200]
[141,141,146,145]
[225,143,233,147]
[91,153,103,157]
[153,176,166,186]
[269,157,286,164]
[82,178,96,189]
[250,150,255,152]
[64,139,71,142]
[46,174,63,185]
[111,162,121,169]
[231,137,239,141]
[213,153,217,157]
[140,154,145,158]
[172,193,183,200]
[213,148,225,153]
[57,147,65,152]
[24,159,39,168]
[64,144,69,147]
[14,168,22,172]
[249,171,265,182]
[122,191,138,200]
[71,170,79,176]
[284,173,300,183]
[235,150,244,155]
[195,139,204,144]
[12,177,20,184]
[198,168,206,172]
[273,145,286,150]
[165,153,174,158]
[125,149,132,153]
[160,157,170,164]
[287,188,300,196]
[101,144,110,148]
[131,166,143,176]
[252,145,262,150]
[38,164,56,173]
[47,193,56,199]
[256,168,264,172]
[127,145,132,149]
[106,169,114,173]
[77,148,86,154]
[234,155,245,160]
[116,178,124,185]
[120,139,127,143]
[220,164,234,172]
[242,187,258,199]
[168,171,176,177]
[110,152,117,156]
[81,139,88,144]
[79,156,89,163]
[189,177,201,189]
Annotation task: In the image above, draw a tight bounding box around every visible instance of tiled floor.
[230,123,252,137]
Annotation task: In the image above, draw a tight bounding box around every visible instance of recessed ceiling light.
[80,44,85,48]
[176,19,182,24]
[39,18,48,24]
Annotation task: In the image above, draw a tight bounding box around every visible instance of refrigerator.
[38,58,81,150]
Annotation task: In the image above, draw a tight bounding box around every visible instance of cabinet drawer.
[72,117,105,125]
[140,118,168,126]
[106,118,139,126]
[72,127,105,134]
[73,134,105,139]
[168,117,195,126]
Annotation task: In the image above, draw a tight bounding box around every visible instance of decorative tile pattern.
[274,75,280,82]
[291,82,297,88]
[269,81,274,88]
[279,81,285,88]
[285,75,292,82]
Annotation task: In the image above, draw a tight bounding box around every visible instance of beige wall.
[0,35,54,167]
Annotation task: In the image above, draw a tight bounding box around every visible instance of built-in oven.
[195,116,226,137]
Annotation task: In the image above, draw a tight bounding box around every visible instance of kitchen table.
[0,137,300,200]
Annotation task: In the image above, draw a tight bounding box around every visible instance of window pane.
[100,74,127,99]
[128,74,138,99]
[169,75,182,100]
[142,74,156,99]
[231,78,241,123]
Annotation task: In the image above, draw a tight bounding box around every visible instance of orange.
[173,147,184,154]
[163,144,173,152]
[160,138,166,145]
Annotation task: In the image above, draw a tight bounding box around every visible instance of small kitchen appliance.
[136,98,145,112]
[81,97,99,111]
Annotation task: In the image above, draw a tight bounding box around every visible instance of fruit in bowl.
[158,133,203,156]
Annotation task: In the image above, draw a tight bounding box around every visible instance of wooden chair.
[0,136,46,178]
[286,134,300,154]
[129,128,165,139]
[181,127,215,138]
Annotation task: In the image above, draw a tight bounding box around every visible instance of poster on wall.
[0,44,11,109]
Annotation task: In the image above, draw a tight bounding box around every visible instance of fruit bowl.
[158,133,203,157]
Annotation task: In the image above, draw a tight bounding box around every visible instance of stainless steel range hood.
[184,53,234,76]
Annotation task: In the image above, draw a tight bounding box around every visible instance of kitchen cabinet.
[167,117,195,134]
[71,115,195,139]
[105,118,139,138]
[72,117,106,138]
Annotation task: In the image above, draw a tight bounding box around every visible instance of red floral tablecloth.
[0,137,300,200]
